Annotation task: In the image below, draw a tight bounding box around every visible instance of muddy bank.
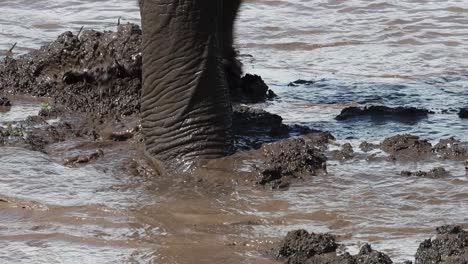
[0,23,274,118]
[0,24,142,117]
[277,225,468,264]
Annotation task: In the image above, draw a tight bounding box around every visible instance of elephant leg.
[221,0,243,94]
[139,0,232,163]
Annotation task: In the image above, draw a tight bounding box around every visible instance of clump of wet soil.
[277,229,393,264]
[0,97,11,107]
[231,74,277,103]
[381,134,432,160]
[433,137,468,160]
[359,141,379,152]
[257,137,327,188]
[336,105,432,122]
[400,167,449,178]
[415,225,468,264]
[0,23,143,117]
[232,105,314,150]
[332,143,355,161]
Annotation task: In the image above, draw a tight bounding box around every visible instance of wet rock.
[359,141,380,152]
[432,137,468,160]
[63,149,104,166]
[336,105,432,122]
[415,225,468,264]
[231,74,277,103]
[459,108,468,119]
[0,97,11,107]
[277,230,393,264]
[257,138,327,186]
[332,143,355,160]
[0,23,142,117]
[381,134,432,160]
[400,167,449,178]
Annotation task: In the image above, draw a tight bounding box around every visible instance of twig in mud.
[77,26,84,38]
[8,42,17,53]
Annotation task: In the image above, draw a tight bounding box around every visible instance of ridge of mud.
[277,229,393,264]
[336,105,432,122]
[400,167,449,178]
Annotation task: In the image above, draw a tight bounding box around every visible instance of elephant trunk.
[140,0,233,163]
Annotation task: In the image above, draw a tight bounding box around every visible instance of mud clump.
[0,97,11,107]
[63,149,104,166]
[336,105,432,122]
[381,134,432,160]
[415,225,468,264]
[332,143,355,161]
[0,119,73,152]
[277,230,393,264]
[257,138,327,188]
[459,108,468,119]
[400,167,449,178]
[432,137,468,160]
[231,74,277,103]
[359,141,379,152]
[278,230,338,262]
[232,105,314,150]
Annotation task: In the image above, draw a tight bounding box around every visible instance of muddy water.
[1,0,468,263]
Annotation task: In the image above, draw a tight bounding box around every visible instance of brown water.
[1,1,468,263]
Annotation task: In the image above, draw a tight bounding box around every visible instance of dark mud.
[459,108,468,119]
[0,97,11,107]
[400,167,449,178]
[415,225,468,264]
[433,137,468,160]
[232,105,315,150]
[332,143,355,161]
[336,106,432,122]
[380,134,432,160]
[0,24,142,117]
[0,23,275,118]
[278,226,468,264]
[277,230,393,264]
[231,74,277,103]
[257,137,327,188]
[359,141,379,152]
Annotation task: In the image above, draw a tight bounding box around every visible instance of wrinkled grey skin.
[139,0,241,163]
